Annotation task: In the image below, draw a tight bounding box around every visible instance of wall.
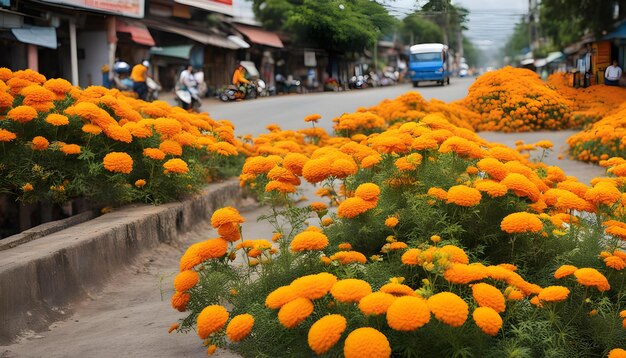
[77,31,107,87]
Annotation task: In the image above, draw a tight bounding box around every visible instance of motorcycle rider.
[177,64,201,110]
[130,60,152,100]
[232,63,250,96]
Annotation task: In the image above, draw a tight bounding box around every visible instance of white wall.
[77,31,107,87]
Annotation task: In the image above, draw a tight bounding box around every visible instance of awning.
[232,23,283,48]
[144,20,242,49]
[603,22,626,41]
[227,35,250,49]
[546,51,565,64]
[11,26,57,49]
[520,58,534,66]
[174,0,233,16]
[149,45,194,59]
[116,19,155,46]
[534,58,547,68]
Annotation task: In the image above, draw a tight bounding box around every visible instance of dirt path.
[0,131,607,358]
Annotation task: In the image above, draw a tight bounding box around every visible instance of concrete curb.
[0,179,242,344]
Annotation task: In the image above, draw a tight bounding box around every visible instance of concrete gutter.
[0,179,242,344]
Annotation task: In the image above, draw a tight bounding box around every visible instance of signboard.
[41,0,145,18]
[304,51,316,67]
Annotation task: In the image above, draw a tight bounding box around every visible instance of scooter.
[218,82,258,102]
[146,77,162,102]
[175,85,201,112]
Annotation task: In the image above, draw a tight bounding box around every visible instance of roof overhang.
[173,0,233,16]
[116,18,155,46]
[232,23,283,48]
[11,26,57,49]
[144,19,242,49]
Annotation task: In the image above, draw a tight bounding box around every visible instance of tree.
[540,0,626,47]
[400,13,443,45]
[250,0,396,53]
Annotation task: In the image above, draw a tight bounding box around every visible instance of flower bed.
[0,68,243,235]
[169,94,626,357]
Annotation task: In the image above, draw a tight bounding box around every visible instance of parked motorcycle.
[175,85,201,112]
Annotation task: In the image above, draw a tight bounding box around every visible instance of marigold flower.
[501,173,541,202]
[427,292,469,327]
[439,245,469,264]
[302,157,332,183]
[358,292,397,316]
[22,183,34,192]
[282,153,308,176]
[197,305,229,339]
[0,129,17,142]
[134,179,146,188]
[31,136,49,150]
[330,278,372,303]
[154,117,182,136]
[330,251,367,265]
[103,152,133,174]
[8,105,38,123]
[179,242,203,271]
[210,207,244,229]
[44,113,69,126]
[226,313,254,342]
[307,314,346,355]
[384,216,399,228]
[472,283,505,312]
[163,158,189,174]
[159,140,183,156]
[343,327,391,358]
[354,183,380,201]
[337,197,375,218]
[608,348,626,358]
[474,180,508,198]
[197,238,228,261]
[472,306,502,336]
[444,263,488,284]
[171,291,190,312]
[290,230,328,251]
[278,297,314,329]
[304,113,321,123]
[167,323,179,334]
[105,124,132,143]
[173,270,199,292]
[605,255,626,270]
[585,182,621,206]
[446,185,482,207]
[143,148,166,160]
[389,242,408,251]
[43,78,72,100]
[207,345,216,356]
[537,286,570,302]
[60,143,81,155]
[500,212,543,234]
[554,264,577,279]
[477,157,508,181]
[266,285,299,309]
[386,296,430,331]
[290,272,337,300]
[573,267,610,292]
[431,235,442,243]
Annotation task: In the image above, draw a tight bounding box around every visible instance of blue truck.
[408,43,451,87]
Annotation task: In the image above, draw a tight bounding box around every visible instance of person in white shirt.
[179,65,200,100]
[605,60,622,86]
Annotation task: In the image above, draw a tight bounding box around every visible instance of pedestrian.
[604,60,622,86]
[130,60,151,100]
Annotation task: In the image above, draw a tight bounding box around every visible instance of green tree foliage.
[251,0,396,53]
[400,13,443,45]
[540,0,626,47]
[502,20,530,61]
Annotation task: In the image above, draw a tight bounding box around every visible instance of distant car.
[459,69,468,77]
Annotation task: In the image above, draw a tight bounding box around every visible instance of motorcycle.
[175,85,201,112]
[146,77,162,102]
[218,81,259,102]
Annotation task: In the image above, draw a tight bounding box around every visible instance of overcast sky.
[232,0,529,50]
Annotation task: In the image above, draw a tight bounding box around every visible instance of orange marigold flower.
[354,183,380,201]
[302,157,332,183]
[163,158,189,174]
[266,285,299,309]
[265,180,297,193]
[605,255,626,270]
[207,345,217,356]
[474,180,508,198]
[82,123,102,135]
[322,217,334,226]
[444,263,488,284]
[154,117,182,136]
[211,207,244,228]
[337,197,375,218]
[574,268,610,292]
[501,173,541,202]
[472,307,502,336]
[60,143,81,155]
[143,148,166,160]
[226,313,254,342]
[330,279,372,303]
[310,201,328,212]
[389,242,408,251]
[278,297,314,329]
[386,296,430,331]
[22,183,34,192]
[427,292,469,327]
[477,157,508,181]
[283,153,308,177]
[304,113,321,122]
[554,264,577,279]
[343,327,391,358]
[379,283,416,297]
[537,286,570,302]
[440,245,469,264]
[242,156,277,176]
[385,216,399,228]
[472,283,505,312]
[585,182,621,206]
[500,212,543,234]
[338,242,352,250]
[159,140,183,156]
[31,136,49,150]
[307,314,346,355]
[43,78,73,100]
[173,270,200,292]
[290,230,329,251]
[197,238,228,261]
[105,124,133,143]
[134,179,146,188]
[358,292,397,316]
[197,305,229,339]
[179,242,203,271]
[167,323,179,334]
[45,113,69,126]
[330,251,367,265]
[0,129,16,142]
[446,185,482,207]
[171,291,190,312]
[608,348,626,358]
[103,152,133,174]
[8,105,38,123]
[290,272,337,300]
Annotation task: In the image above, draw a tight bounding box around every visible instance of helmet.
[142,60,150,67]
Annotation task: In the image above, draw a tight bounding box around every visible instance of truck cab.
[408,43,450,87]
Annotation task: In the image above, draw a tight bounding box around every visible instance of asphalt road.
[1,78,608,358]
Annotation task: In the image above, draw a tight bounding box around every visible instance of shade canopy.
[232,23,283,48]
[116,19,155,46]
[149,45,194,59]
[11,26,57,49]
